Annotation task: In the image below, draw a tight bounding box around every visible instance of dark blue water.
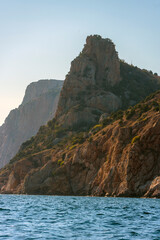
[0,195,160,239]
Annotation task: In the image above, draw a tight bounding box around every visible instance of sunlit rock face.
[55,35,121,128]
[0,35,160,198]
[0,79,63,168]
[1,92,160,198]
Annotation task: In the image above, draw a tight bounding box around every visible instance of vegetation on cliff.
[0,35,160,198]
[0,90,160,198]
[110,61,160,109]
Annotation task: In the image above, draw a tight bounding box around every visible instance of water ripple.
[0,195,160,239]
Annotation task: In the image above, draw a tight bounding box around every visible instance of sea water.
[0,195,160,239]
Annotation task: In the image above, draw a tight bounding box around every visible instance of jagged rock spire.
[55,35,121,128]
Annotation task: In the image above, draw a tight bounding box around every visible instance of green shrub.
[47,119,56,129]
[139,117,147,123]
[93,124,102,129]
[58,159,64,166]
[102,117,112,127]
[70,132,86,145]
[131,135,140,144]
[69,144,77,150]
[145,93,156,101]
[154,106,160,112]
[39,125,47,134]
[119,119,123,126]
[139,104,151,115]
[106,155,109,162]
[60,161,64,166]
[152,101,159,107]
[110,110,124,121]
[62,153,66,161]
[58,159,62,165]
[125,109,135,120]
[91,124,102,134]
[88,136,93,143]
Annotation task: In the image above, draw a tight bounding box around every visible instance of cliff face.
[55,35,159,129]
[22,79,63,105]
[0,80,63,168]
[0,91,160,198]
[55,35,121,128]
[0,35,160,198]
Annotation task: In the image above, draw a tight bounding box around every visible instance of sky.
[0,0,160,125]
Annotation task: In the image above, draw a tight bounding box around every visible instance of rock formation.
[0,79,63,168]
[55,35,121,128]
[0,35,160,198]
[0,91,160,198]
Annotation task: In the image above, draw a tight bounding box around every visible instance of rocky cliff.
[55,35,159,129]
[22,79,63,105]
[0,91,160,198]
[0,35,160,198]
[0,79,63,168]
[55,35,121,128]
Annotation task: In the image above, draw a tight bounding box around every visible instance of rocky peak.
[69,35,120,88]
[55,35,121,128]
[81,35,120,86]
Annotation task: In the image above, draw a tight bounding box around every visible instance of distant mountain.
[0,79,63,168]
[0,35,160,198]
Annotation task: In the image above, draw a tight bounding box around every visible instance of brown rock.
[55,35,121,128]
[0,37,160,199]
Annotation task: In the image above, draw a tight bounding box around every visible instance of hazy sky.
[0,0,160,125]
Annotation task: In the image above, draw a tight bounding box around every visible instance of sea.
[0,195,160,240]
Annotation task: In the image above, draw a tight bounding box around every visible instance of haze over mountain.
[0,35,160,198]
[0,79,63,168]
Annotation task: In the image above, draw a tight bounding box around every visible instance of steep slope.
[55,35,159,129]
[112,61,160,109]
[0,35,160,197]
[0,79,63,168]
[22,79,63,105]
[55,35,121,128]
[0,91,160,198]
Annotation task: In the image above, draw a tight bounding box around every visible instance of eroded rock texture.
[0,92,160,198]
[55,35,121,128]
[0,35,160,198]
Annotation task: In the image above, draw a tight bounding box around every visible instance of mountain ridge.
[0,90,160,198]
[0,35,160,197]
